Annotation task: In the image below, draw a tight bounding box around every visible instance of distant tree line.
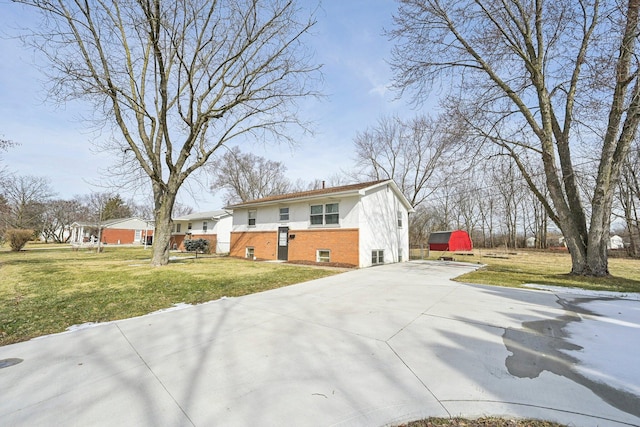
[0,172,191,245]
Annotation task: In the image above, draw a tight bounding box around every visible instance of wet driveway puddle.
[503,296,640,418]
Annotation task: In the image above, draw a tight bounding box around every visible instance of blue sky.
[0,0,425,211]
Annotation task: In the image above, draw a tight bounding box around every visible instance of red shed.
[428,230,473,251]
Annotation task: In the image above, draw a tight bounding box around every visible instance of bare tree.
[0,135,17,184]
[618,145,640,256]
[17,0,320,265]
[390,0,640,276]
[210,146,293,205]
[351,114,457,207]
[3,175,55,232]
[42,199,88,243]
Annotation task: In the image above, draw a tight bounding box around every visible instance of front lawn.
[455,250,640,293]
[0,245,340,345]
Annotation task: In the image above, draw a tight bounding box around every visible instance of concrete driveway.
[1,261,639,426]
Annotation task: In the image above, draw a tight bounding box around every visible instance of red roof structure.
[428,230,473,252]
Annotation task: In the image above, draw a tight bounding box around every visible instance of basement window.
[372,250,384,265]
[246,247,255,259]
[316,249,331,263]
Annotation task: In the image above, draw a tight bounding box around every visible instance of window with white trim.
[316,249,331,263]
[397,211,403,228]
[246,247,254,259]
[279,207,289,221]
[188,222,192,231]
[310,203,339,225]
[203,221,208,232]
[248,210,256,226]
[372,250,384,265]
[176,223,181,233]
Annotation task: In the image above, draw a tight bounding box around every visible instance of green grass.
[0,245,340,345]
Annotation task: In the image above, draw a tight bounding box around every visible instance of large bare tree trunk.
[151,182,177,266]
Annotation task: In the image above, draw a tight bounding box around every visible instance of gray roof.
[226,180,414,212]
[427,231,454,244]
[173,210,232,221]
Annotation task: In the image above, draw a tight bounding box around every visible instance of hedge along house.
[170,210,233,253]
[70,217,154,245]
[227,180,414,268]
[427,230,473,252]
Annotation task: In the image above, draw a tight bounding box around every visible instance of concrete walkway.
[1,261,639,426]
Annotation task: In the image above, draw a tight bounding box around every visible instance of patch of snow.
[522,284,640,397]
[561,298,640,396]
[522,284,640,301]
[66,322,100,332]
[148,302,193,315]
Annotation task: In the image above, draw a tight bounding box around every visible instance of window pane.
[310,215,323,225]
[325,214,339,224]
[325,203,339,213]
[310,205,323,214]
[279,207,289,221]
[317,250,330,262]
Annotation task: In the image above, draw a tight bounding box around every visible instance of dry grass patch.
[0,246,340,345]
[442,250,640,293]
[411,248,640,292]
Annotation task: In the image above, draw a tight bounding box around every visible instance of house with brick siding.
[170,210,233,253]
[70,217,154,245]
[227,180,413,268]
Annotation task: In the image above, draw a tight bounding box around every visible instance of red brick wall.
[101,228,154,244]
[289,229,359,266]
[170,235,185,250]
[230,228,359,266]
[230,231,277,259]
[102,229,135,244]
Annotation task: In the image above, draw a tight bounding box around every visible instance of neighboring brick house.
[171,210,233,253]
[227,180,413,268]
[70,218,154,245]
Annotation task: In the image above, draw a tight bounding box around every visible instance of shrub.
[183,238,210,258]
[6,229,34,251]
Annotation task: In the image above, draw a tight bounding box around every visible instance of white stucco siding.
[358,185,410,268]
[185,220,211,234]
[231,196,360,232]
[214,216,233,253]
